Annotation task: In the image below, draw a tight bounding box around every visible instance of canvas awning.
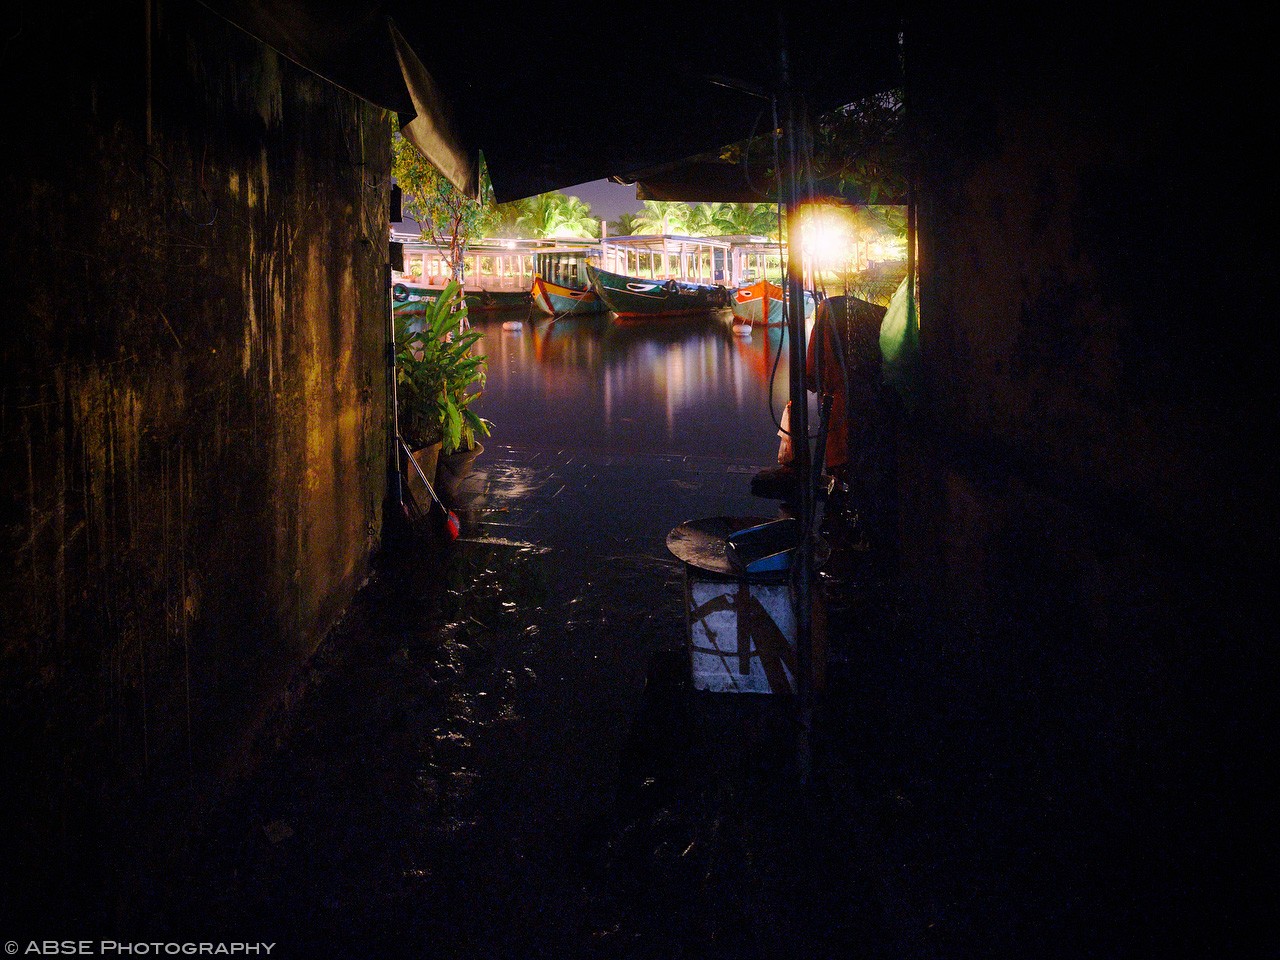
[197,1,906,203]
[613,155,907,206]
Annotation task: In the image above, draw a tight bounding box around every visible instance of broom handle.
[399,437,447,511]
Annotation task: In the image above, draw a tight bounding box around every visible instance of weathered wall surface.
[0,1,391,924]
[896,11,1272,950]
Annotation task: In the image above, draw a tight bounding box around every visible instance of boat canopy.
[398,238,558,290]
[533,243,602,289]
[598,235,735,286]
[596,234,801,288]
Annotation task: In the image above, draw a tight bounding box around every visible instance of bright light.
[797,205,854,269]
[551,225,595,240]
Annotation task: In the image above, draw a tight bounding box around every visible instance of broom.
[400,437,461,541]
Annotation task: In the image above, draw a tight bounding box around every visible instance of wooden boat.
[730,278,817,326]
[587,234,734,318]
[531,276,604,315]
[393,282,530,314]
[585,263,731,318]
[394,238,548,313]
[530,243,606,315]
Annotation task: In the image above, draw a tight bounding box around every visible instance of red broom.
[400,438,461,541]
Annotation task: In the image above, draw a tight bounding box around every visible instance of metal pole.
[778,27,815,781]
[387,264,406,524]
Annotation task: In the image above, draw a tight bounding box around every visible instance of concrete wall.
[0,1,392,923]
[895,11,1271,948]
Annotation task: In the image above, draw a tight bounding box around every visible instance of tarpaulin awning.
[613,155,907,206]
[198,1,479,194]
[196,1,905,203]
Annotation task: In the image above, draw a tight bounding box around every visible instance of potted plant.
[434,297,492,503]
[394,282,489,509]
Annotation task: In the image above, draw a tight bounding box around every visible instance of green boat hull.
[585,263,730,318]
[393,282,530,313]
[531,276,608,315]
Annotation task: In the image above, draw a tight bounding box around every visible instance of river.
[471,308,804,463]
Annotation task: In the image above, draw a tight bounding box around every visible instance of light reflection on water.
[473,308,810,463]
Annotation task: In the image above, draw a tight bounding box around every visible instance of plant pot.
[435,440,484,505]
[403,441,442,511]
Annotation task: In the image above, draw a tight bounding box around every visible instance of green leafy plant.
[394,282,492,454]
[392,118,497,285]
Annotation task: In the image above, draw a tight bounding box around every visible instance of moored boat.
[530,242,606,315]
[730,278,817,326]
[393,282,530,314]
[531,276,605,315]
[394,238,545,313]
[587,234,734,319]
[585,262,730,318]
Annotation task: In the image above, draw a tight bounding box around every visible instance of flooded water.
[155,306,850,959]
[471,308,801,461]
[141,306,1185,960]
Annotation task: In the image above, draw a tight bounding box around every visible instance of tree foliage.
[608,212,642,237]
[392,120,495,283]
[512,192,600,239]
[611,201,780,239]
[707,89,907,213]
[630,200,691,236]
[684,202,736,236]
[816,89,908,205]
[722,202,781,238]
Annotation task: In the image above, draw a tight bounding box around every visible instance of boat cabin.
[396,238,554,292]
[532,241,601,292]
[596,235,734,286]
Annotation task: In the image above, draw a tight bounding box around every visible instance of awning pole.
[779,32,815,783]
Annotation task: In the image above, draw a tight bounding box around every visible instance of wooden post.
[778,27,815,783]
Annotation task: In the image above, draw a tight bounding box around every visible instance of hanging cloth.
[879,275,921,414]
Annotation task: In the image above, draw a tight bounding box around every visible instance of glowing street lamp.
[796,204,855,272]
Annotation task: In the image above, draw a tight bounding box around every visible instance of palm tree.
[485,198,528,238]
[723,202,781,239]
[608,212,641,237]
[515,192,599,239]
[685,202,738,236]
[629,200,690,236]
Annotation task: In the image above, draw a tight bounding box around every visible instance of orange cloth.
[777,401,794,465]
[805,296,889,471]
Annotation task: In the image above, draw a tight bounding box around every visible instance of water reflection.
[473,308,806,462]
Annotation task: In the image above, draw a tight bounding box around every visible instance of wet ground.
[139,311,1250,959]
[156,440,840,959]
[145,311,840,957]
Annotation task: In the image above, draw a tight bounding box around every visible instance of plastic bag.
[777,402,794,465]
[879,276,921,413]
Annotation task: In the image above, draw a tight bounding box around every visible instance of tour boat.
[585,263,730,318]
[394,238,546,313]
[586,234,734,319]
[529,243,606,315]
[730,278,817,326]
[531,276,605,315]
[393,282,530,314]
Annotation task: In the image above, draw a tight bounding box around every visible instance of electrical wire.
[764,88,833,446]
